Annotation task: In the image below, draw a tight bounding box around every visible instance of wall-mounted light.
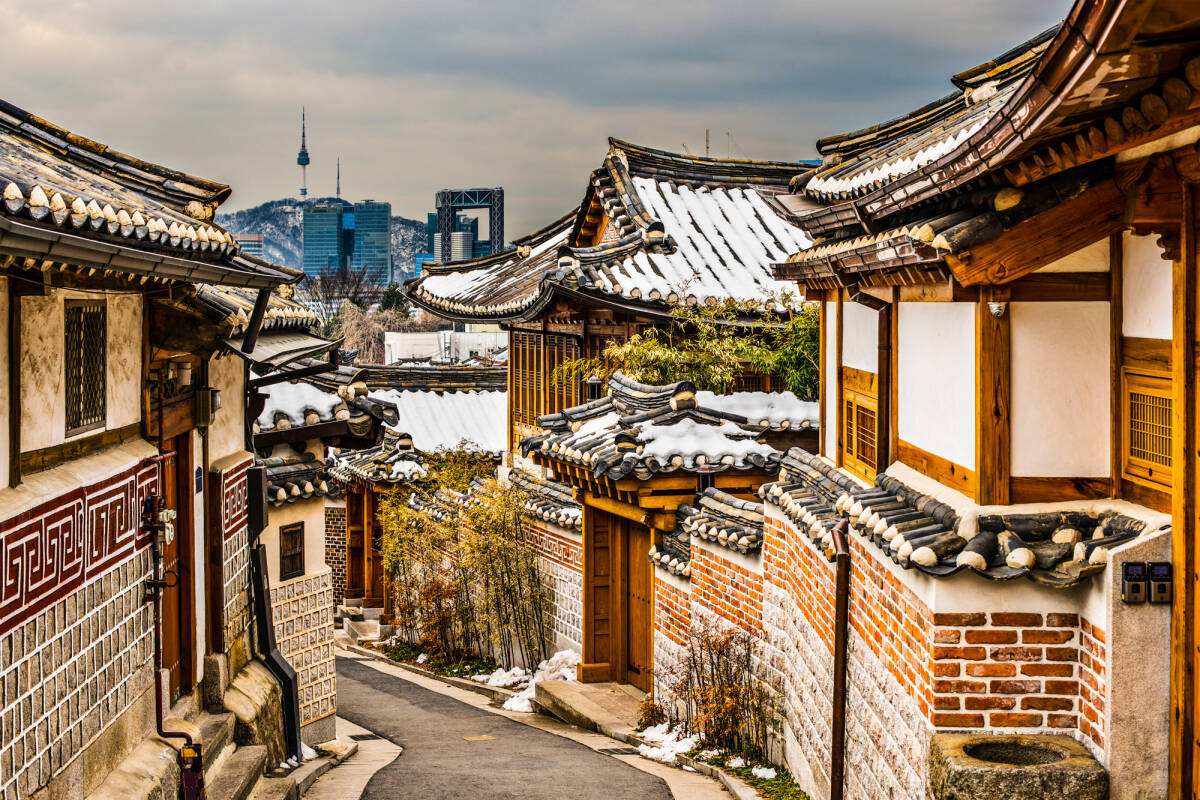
[988,301,1008,318]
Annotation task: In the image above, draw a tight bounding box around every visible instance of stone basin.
[928,733,1108,799]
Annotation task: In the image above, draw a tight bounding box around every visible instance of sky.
[2,0,1069,237]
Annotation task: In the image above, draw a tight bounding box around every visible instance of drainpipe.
[830,518,851,800]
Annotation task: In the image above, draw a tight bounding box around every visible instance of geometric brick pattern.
[323,507,347,606]
[271,567,336,730]
[216,458,253,653]
[527,522,583,650]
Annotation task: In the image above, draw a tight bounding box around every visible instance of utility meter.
[1149,561,1173,605]
[158,507,177,546]
[1121,561,1147,604]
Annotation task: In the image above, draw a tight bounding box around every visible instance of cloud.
[0,0,1069,238]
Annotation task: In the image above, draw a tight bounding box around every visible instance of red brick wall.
[689,544,763,633]
[929,612,1088,732]
[324,506,346,605]
[1079,616,1106,751]
[654,574,691,647]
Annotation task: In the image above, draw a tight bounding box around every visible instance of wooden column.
[7,278,20,487]
[1170,182,1197,800]
[835,293,844,468]
[975,288,1011,505]
[506,328,515,453]
[889,289,900,469]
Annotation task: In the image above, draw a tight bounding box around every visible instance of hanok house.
[244,336,406,745]
[0,98,319,799]
[321,362,508,620]
[750,5,1199,797]
[405,138,813,452]
[520,374,818,690]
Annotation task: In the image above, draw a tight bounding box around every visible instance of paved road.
[336,654,674,800]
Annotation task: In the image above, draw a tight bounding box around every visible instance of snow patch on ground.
[301,743,318,761]
[752,765,777,780]
[726,756,746,768]
[637,723,698,765]
[472,666,529,689]
[501,650,581,712]
[416,653,428,664]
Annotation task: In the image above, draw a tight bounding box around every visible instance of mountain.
[216,197,428,282]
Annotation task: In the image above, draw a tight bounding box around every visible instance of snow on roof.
[255,378,345,432]
[370,389,507,455]
[695,391,818,430]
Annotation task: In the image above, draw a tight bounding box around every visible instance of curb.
[343,644,517,704]
[601,730,758,799]
[293,738,359,796]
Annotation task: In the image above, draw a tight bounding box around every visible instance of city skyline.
[1,0,1067,237]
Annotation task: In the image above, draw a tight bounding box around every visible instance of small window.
[843,388,879,481]
[65,300,106,436]
[1122,369,1172,489]
[280,522,304,580]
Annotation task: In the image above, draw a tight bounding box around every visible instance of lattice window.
[280,522,304,581]
[546,334,580,416]
[65,300,106,436]
[1123,369,1172,489]
[842,388,879,481]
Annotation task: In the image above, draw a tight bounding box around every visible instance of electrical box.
[1149,561,1173,605]
[1121,561,1147,604]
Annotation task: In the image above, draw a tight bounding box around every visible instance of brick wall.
[1079,616,1106,752]
[653,573,691,700]
[0,455,158,800]
[689,543,763,633]
[324,506,347,606]
[271,566,336,744]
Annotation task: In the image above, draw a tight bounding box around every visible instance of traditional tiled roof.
[407,485,471,522]
[271,359,507,394]
[257,452,342,507]
[522,373,805,480]
[406,139,811,322]
[193,285,320,337]
[327,431,427,485]
[649,526,691,578]
[792,3,1200,246]
[370,389,507,455]
[507,468,582,531]
[760,449,1169,589]
[680,488,765,555]
[253,375,398,438]
[0,98,297,288]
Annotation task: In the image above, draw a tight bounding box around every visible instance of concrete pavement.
[331,650,727,800]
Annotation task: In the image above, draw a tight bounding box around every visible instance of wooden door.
[584,507,614,672]
[160,443,195,701]
[625,522,653,692]
[347,490,365,598]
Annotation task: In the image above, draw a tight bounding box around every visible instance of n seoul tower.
[297,108,310,197]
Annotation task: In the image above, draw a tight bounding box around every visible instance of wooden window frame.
[64,299,106,437]
[279,521,305,581]
[842,387,879,482]
[1121,367,1173,490]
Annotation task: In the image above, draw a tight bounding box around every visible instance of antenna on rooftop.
[705,129,710,157]
[336,157,341,199]
[296,107,310,197]
[681,143,693,156]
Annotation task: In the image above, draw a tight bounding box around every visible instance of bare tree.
[302,261,376,336]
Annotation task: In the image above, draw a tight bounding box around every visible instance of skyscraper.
[351,200,392,285]
[301,202,349,276]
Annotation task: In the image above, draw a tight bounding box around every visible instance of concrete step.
[342,618,380,643]
[205,745,268,800]
[247,775,300,800]
[534,680,643,741]
[198,712,236,772]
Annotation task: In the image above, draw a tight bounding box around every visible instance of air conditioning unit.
[194,387,222,428]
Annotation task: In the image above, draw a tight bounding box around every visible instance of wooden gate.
[626,521,653,692]
[346,489,365,598]
[582,508,653,691]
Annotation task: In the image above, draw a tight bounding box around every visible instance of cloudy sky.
[4,1,1067,236]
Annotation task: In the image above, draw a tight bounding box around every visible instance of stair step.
[198,712,236,772]
[247,776,300,800]
[205,745,268,800]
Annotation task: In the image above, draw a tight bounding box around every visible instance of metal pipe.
[830,518,851,800]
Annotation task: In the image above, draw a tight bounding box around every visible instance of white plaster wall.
[1036,237,1109,273]
[19,289,141,453]
[897,302,975,470]
[0,276,8,489]
[106,293,142,430]
[824,301,838,457]
[841,300,878,373]
[261,496,327,585]
[207,353,246,465]
[21,292,65,453]
[1010,301,1110,477]
[1122,232,1172,340]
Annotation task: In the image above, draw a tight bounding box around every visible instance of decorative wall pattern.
[323,506,346,605]
[215,458,252,652]
[271,566,336,740]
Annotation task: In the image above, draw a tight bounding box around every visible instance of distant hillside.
[216,197,427,282]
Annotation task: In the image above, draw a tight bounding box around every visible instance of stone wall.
[324,505,347,605]
[526,521,583,652]
[0,451,159,800]
[214,456,253,673]
[270,567,337,745]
